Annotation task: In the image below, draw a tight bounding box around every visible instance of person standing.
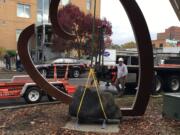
[15,51,21,71]
[115,57,128,97]
[4,53,11,70]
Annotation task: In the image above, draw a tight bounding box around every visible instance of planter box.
[163,93,180,120]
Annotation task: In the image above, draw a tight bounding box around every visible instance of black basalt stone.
[69,86,122,122]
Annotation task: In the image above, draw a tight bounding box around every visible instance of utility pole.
[91,0,96,66]
[41,0,45,64]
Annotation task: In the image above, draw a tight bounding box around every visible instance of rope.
[76,0,107,121]
[76,68,107,120]
[53,64,57,81]
[92,69,107,120]
[76,69,91,118]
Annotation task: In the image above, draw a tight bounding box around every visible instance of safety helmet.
[118,57,124,61]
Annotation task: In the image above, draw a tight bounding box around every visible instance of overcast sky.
[101,0,180,45]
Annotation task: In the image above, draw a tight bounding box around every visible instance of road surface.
[0,71,136,108]
[0,78,88,108]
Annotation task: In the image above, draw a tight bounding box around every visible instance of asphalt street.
[0,77,88,108]
[0,71,136,108]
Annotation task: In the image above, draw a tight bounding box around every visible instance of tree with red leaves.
[52,4,112,59]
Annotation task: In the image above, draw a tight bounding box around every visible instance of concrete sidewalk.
[64,118,120,133]
[0,68,26,79]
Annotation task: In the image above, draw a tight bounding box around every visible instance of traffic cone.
[64,64,69,80]
[54,64,57,81]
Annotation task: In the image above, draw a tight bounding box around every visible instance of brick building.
[0,0,37,50]
[152,26,180,48]
[0,0,101,50]
[157,26,180,40]
[152,0,180,48]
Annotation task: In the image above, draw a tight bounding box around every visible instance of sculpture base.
[163,93,180,120]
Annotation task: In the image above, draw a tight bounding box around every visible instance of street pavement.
[0,78,88,108]
[0,69,136,108]
[0,69,88,108]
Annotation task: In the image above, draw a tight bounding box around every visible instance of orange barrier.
[159,64,180,67]
[0,83,6,86]
[54,64,57,81]
[0,89,8,92]
[65,85,76,94]
[58,80,68,85]
[0,90,21,99]
[64,64,69,80]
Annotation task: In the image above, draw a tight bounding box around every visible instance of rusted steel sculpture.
[17,25,72,104]
[17,0,153,116]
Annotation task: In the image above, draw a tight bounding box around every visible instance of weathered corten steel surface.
[49,0,75,40]
[119,0,153,116]
[17,0,153,116]
[17,24,72,104]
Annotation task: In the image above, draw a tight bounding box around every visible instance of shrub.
[6,50,16,57]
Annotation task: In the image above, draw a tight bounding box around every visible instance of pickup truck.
[95,64,180,94]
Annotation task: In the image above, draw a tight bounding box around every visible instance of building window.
[160,43,163,48]
[61,0,70,6]
[16,29,22,42]
[86,0,91,11]
[17,3,30,18]
[37,0,50,23]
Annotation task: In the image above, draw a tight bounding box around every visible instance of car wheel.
[73,70,80,78]
[167,76,180,92]
[24,87,42,104]
[154,76,162,94]
[39,69,47,78]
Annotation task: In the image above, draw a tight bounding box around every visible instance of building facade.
[0,0,101,50]
[152,26,180,48]
[157,26,180,41]
[0,0,37,50]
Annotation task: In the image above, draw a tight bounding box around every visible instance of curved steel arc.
[17,24,72,104]
[17,0,153,116]
[119,0,154,116]
[49,0,75,39]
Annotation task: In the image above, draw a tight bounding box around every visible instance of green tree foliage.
[107,44,121,50]
[52,4,112,58]
[120,41,137,49]
[6,50,16,57]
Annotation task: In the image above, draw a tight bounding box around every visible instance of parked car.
[36,58,87,78]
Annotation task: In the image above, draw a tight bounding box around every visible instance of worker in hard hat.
[115,57,128,97]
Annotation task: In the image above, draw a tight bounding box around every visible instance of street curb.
[150,94,163,98]
[0,71,26,74]
[0,101,62,110]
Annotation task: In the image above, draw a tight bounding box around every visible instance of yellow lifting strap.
[76,68,108,120]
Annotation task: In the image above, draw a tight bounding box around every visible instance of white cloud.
[101,0,180,45]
